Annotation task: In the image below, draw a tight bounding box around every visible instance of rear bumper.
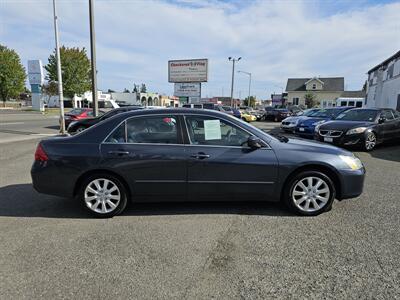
[31,161,75,198]
[337,168,365,200]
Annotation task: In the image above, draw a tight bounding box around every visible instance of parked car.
[67,106,143,134]
[294,107,353,138]
[281,108,320,133]
[240,111,257,122]
[265,108,291,122]
[32,108,365,218]
[232,108,242,119]
[60,108,105,128]
[315,108,400,151]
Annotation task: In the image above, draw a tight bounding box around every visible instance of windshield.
[312,108,344,118]
[304,109,319,116]
[335,109,378,122]
[68,108,86,115]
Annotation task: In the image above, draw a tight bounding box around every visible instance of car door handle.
[190,153,210,159]
[108,150,130,156]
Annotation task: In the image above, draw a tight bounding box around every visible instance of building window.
[292,97,299,105]
[312,83,316,90]
[387,64,394,80]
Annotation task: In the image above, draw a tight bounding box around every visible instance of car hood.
[299,117,330,126]
[319,120,375,130]
[273,136,350,155]
[283,115,308,123]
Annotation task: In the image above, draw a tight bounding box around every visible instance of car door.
[183,114,279,201]
[100,114,187,201]
[380,110,396,140]
[391,109,400,139]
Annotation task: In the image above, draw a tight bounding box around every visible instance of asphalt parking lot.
[0,111,399,299]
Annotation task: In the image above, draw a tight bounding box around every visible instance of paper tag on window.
[204,119,221,140]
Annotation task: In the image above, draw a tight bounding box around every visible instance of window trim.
[101,112,272,149]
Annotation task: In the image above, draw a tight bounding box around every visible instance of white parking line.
[0,122,25,125]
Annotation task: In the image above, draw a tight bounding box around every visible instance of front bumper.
[315,132,366,147]
[338,168,365,200]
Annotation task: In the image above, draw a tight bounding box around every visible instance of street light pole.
[228,57,241,107]
[52,0,65,134]
[238,70,252,108]
[89,0,98,116]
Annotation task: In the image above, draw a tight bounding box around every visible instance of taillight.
[35,143,48,161]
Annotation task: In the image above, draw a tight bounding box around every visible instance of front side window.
[126,116,178,144]
[381,110,394,120]
[185,116,251,147]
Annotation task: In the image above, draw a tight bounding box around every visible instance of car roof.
[117,107,228,117]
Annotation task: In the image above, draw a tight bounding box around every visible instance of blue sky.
[1,0,400,99]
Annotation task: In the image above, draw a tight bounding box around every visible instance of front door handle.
[108,150,130,156]
[191,153,210,159]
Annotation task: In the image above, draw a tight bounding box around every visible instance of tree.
[107,89,115,93]
[0,45,26,106]
[244,96,256,107]
[132,83,138,93]
[304,92,317,108]
[123,88,130,93]
[140,83,147,93]
[41,81,58,104]
[45,46,91,98]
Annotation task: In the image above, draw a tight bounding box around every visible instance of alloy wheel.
[76,126,85,133]
[292,176,330,212]
[365,132,376,150]
[84,178,121,214]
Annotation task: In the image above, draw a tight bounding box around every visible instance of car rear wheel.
[364,132,376,151]
[284,171,335,216]
[80,174,128,218]
[75,126,86,133]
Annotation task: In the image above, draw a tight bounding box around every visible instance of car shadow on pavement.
[368,140,400,163]
[0,184,294,219]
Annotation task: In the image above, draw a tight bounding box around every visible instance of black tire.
[283,171,335,216]
[363,131,377,151]
[79,173,128,218]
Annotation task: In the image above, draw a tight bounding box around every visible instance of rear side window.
[105,122,126,143]
[126,116,178,144]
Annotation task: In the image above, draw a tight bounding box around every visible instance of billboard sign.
[174,83,201,97]
[27,60,44,85]
[168,59,208,83]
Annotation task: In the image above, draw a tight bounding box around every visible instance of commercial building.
[365,50,400,110]
[285,77,344,107]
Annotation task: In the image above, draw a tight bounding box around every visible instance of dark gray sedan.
[31,109,365,217]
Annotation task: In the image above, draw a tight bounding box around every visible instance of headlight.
[346,127,367,135]
[339,155,363,170]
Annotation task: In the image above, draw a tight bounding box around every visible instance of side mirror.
[378,117,386,124]
[247,136,262,149]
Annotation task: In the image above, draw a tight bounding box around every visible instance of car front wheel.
[80,174,128,218]
[284,171,335,216]
[364,132,376,151]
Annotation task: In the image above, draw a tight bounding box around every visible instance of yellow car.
[240,112,257,122]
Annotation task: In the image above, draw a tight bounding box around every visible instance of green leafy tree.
[41,81,58,105]
[140,83,147,93]
[132,83,138,93]
[244,96,256,107]
[304,92,317,108]
[107,89,115,93]
[123,88,130,93]
[45,46,91,98]
[0,45,26,106]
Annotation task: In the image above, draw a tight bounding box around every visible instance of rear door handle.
[190,153,210,159]
[108,150,130,156]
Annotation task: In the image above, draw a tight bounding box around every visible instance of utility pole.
[52,0,65,134]
[228,57,241,107]
[89,0,98,116]
[238,70,252,108]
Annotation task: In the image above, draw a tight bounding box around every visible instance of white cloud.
[1,0,399,98]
